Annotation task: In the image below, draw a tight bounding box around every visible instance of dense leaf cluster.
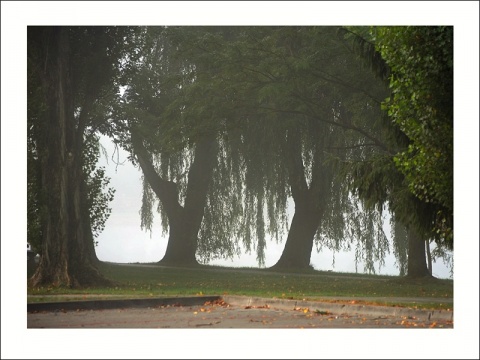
[375,26,453,246]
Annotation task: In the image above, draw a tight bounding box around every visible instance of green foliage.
[27,27,132,252]
[83,135,116,242]
[27,132,116,249]
[139,176,155,235]
[390,216,409,276]
[333,26,454,277]
[374,26,453,246]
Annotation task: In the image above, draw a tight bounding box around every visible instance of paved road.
[27,295,453,329]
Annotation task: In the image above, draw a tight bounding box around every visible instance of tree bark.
[132,130,217,266]
[425,239,432,275]
[271,127,325,270]
[29,27,109,287]
[272,199,321,269]
[406,227,431,278]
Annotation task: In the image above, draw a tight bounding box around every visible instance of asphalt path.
[27,295,453,329]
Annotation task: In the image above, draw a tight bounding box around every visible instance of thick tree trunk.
[272,200,320,269]
[30,27,109,287]
[406,227,431,278]
[160,210,197,266]
[132,131,217,266]
[271,127,325,270]
[65,153,106,280]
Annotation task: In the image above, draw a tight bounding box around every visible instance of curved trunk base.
[270,207,320,271]
[29,262,112,288]
[157,257,199,268]
[269,260,313,272]
[404,271,434,280]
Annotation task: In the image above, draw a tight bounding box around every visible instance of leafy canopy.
[374,26,453,246]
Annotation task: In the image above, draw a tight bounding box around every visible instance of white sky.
[2,1,479,359]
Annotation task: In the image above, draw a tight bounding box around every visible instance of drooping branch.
[130,127,181,213]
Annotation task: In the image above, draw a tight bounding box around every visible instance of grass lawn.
[27,261,453,310]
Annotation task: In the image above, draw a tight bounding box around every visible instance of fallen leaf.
[314,310,332,315]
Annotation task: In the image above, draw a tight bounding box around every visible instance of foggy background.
[95,135,453,278]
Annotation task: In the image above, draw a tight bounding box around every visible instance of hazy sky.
[96,135,453,279]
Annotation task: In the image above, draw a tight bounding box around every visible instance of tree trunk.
[271,127,325,270]
[66,149,105,277]
[406,227,431,278]
[29,27,109,287]
[425,239,432,275]
[132,131,217,266]
[272,199,321,269]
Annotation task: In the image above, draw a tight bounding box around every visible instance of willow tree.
[27,26,134,287]
[207,26,394,271]
[337,26,453,278]
[132,26,396,271]
[115,27,248,266]
[117,26,410,273]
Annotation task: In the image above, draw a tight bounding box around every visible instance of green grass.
[27,261,453,310]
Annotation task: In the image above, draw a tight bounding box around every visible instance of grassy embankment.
[27,261,453,310]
